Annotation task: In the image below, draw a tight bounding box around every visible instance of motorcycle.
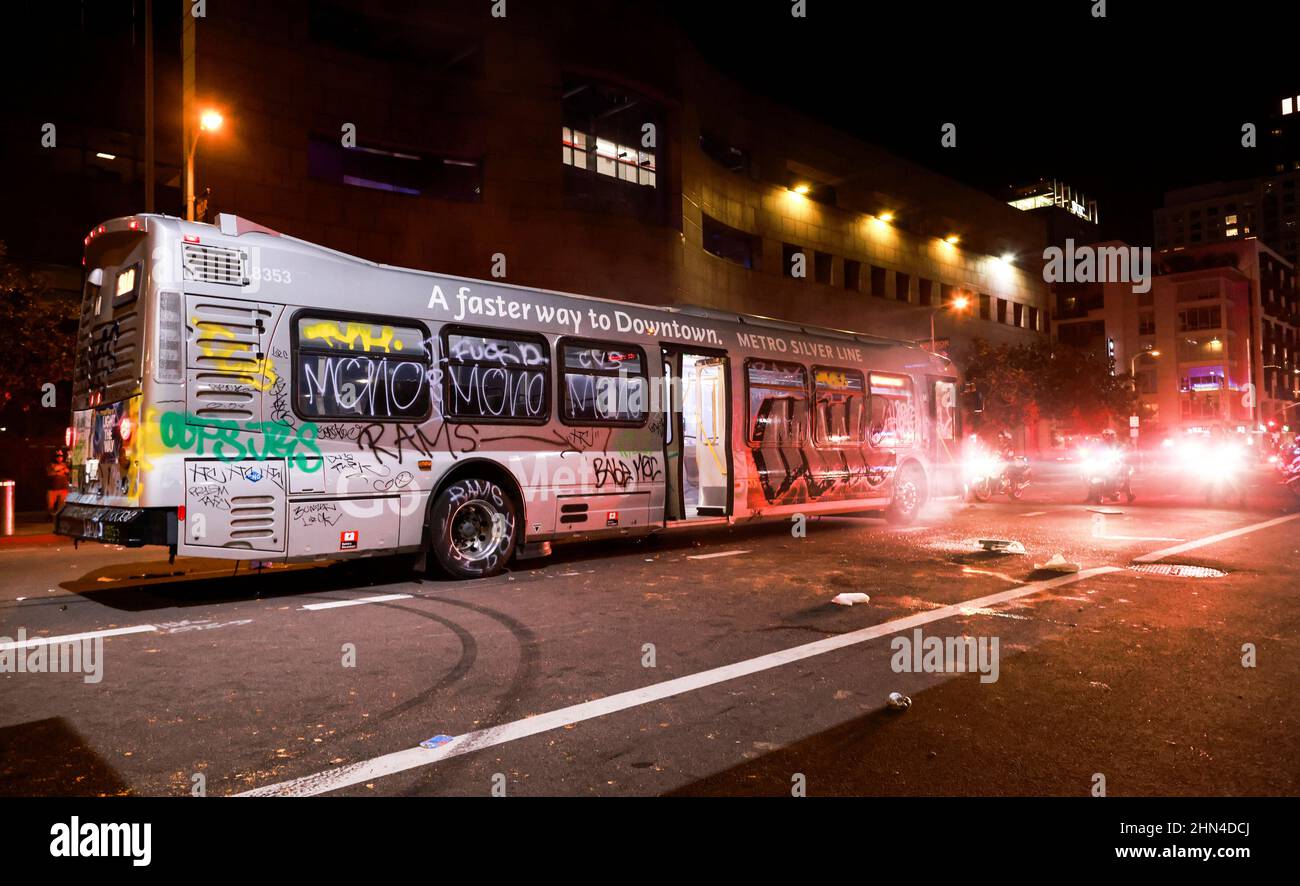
[1080,446,1134,504]
[965,448,1031,502]
[1274,445,1300,500]
[1174,436,1248,507]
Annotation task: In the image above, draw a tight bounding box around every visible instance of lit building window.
[1226,228,1239,237]
[1285,97,1295,115]
[562,127,655,188]
[1225,214,1237,224]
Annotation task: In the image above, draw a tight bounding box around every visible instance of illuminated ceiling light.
[878,211,894,223]
[95,152,117,160]
[944,234,959,245]
[199,109,225,132]
[999,253,1015,264]
[790,182,811,195]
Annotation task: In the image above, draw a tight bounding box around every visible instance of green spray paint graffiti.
[159,412,323,472]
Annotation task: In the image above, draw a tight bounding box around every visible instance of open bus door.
[928,376,962,497]
[661,346,731,521]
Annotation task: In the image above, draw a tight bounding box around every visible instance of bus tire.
[428,477,519,580]
[886,463,927,524]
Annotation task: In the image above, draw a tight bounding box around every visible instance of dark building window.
[996,298,1008,323]
[894,271,911,301]
[699,130,751,175]
[870,265,886,297]
[308,136,481,201]
[701,215,759,269]
[979,292,991,320]
[783,244,805,279]
[1139,312,1156,335]
[843,259,861,292]
[814,251,833,284]
[918,278,934,306]
[1013,302,1024,327]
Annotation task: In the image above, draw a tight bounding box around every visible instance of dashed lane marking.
[685,550,750,560]
[301,593,414,611]
[0,624,158,651]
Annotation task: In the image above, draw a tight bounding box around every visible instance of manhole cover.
[1128,564,1227,578]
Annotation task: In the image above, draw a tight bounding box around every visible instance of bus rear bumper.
[55,504,177,548]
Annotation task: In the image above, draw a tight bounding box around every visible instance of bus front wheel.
[429,478,519,579]
[886,464,927,524]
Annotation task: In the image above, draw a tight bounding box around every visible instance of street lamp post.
[185,109,224,221]
[929,294,970,354]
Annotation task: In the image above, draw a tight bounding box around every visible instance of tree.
[0,242,79,426]
[957,337,1136,436]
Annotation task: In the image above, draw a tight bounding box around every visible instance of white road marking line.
[686,549,750,560]
[1020,511,1048,517]
[301,593,413,611]
[1132,512,1300,563]
[238,565,1119,797]
[1100,535,1183,542]
[0,624,157,651]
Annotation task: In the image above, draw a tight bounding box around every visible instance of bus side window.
[867,372,917,448]
[293,313,431,421]
[442,326,551,424]
[745,360,808,445]
[558,339,648,426]
[812,366,866,447]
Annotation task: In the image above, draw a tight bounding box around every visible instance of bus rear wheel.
[429,478,519,579]
[886,464,927,524]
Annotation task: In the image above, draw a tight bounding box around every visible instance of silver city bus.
[58,213,966,578]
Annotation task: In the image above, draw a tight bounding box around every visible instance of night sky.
[671,0,1300,246]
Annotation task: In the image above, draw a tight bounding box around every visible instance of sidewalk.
[0,513,58,546]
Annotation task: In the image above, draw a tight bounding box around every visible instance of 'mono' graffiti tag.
[159,412,323,471]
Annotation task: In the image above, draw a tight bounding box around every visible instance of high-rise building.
[1054,240,1299,434]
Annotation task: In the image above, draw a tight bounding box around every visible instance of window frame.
[556,337,650,428]
[810,365,867,449]
[290,309,434,425]
[743,358,809,446]
[440,323,552,426]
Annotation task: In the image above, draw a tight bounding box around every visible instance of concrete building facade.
[8,0,1050,355]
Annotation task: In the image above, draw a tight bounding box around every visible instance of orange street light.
[187,107,227,221]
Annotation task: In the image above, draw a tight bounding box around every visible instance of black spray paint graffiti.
[591,454,662,490]
[188,485,230,510]
[292,502,342,527]
[187,461,285,490]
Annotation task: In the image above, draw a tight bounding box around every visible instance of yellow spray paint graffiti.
[191,316,280,392]
[300,320,405,353]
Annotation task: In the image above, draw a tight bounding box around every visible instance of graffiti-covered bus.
[57,213,966,578]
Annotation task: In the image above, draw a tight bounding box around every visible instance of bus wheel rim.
[898,479,918,513]
[450,500,503,561]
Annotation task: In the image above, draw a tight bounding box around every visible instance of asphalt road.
[2,461,1298,797]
